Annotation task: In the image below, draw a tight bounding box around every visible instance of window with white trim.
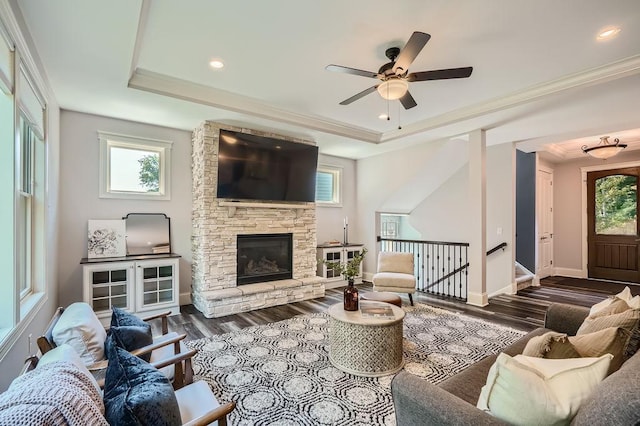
[0,48,47,350]
[316,165,342,206]
[98,132,172,200]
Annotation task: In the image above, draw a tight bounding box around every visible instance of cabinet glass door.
[141,264,174,307]
[324,250,341,279]
[91,268,129,312]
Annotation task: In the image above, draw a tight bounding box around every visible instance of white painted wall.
[57,112,358,306]
[357,138,515,295]
[356,139,447,274]
[551,150,640,273]
[57,111,193,306]
[0,2,61,391]
[486,143,515,296]
[316,154,358,245]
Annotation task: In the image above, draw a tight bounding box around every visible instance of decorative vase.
[343,279,359,311]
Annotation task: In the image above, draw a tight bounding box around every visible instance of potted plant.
[325,248,367,311]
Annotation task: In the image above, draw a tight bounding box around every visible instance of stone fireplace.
[237,233,293,285]
[191,121,325,318]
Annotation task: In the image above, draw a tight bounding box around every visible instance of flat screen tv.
[217,129,319,203]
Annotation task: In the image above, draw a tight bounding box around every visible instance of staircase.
[515,262,535,291]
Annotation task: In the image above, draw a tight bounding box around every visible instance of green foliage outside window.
[138,154,159,192]
[595,175,637,235]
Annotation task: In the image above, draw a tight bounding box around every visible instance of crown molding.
[129,55,640,145]
[380,55,640,143]
[128,68,381,143]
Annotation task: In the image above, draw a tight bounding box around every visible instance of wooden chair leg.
[408,294,414,306]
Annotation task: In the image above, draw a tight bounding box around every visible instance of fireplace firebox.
[237,233,293,285]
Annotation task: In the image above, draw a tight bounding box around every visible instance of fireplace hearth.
[237,233,293,285]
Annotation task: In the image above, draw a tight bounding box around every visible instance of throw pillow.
[569,327,629,374]
[577,305,640,359]
[589,287,640,315]
[109,307,153,362]
[107,325,154,363]
[522,332,581,359]
[111,306,148,328]
[52,302,108,365]
[103,335,181,426]
[589,297,630,319]
[477,353,612,426]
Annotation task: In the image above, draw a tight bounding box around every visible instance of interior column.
[467,129,488,306]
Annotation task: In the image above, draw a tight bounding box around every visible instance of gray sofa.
[391,303,640,425]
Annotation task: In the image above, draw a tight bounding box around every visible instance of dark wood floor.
[155,277,640,340]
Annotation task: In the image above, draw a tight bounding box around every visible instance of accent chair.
[372,251,416,305]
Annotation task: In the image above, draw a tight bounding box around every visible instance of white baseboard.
[467,291,488,307]
[179,292,192,306]
[552,268,586,279]
[489,283,515,298]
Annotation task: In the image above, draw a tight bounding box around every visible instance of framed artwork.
[88,219,126,258]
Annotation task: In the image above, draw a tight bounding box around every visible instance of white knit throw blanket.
[0,361,108,426]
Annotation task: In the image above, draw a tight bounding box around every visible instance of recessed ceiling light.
[378,113,389,120]
[597,26,621,41]
[209,59,225,69]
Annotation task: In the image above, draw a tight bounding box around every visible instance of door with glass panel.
[587,167,639,282]
[134,258,179,313]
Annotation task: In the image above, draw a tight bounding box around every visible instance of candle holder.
[343,223,349,246]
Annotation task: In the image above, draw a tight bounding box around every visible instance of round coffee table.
[327,302,405,377]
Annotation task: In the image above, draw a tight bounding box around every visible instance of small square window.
[98,132,172,200]
[316,165,342,206]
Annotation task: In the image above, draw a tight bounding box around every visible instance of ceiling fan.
[326,31,473,110]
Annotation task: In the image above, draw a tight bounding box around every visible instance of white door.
[537,167,554,278]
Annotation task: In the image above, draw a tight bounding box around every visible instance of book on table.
[360,302,394,318]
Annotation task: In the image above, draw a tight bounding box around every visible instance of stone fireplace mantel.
[191,121,326,318]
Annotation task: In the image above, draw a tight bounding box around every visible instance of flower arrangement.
[325,248,367,283]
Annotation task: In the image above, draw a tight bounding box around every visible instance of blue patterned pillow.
[108,326,153,362]
[109,307,153,362]
[111,307,148,328]
[104,335,181,426]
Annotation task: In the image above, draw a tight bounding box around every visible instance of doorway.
[587,167,640,283]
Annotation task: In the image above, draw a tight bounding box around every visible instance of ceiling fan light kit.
[582,136,627,159]
[377,79,409,100]
[326,31,473,110]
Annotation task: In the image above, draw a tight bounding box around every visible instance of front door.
[587,167,640,283]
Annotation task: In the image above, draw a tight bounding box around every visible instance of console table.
[81,253,181,326]
[327,302,405,377]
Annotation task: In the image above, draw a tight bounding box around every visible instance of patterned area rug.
[186,303,526,426]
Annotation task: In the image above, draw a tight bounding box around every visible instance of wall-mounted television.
[216,129,318,203]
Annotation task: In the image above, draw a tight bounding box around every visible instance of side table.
[327,302,405,377]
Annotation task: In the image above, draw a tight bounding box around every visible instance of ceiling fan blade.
[393,32,431,75]
[325,64,380,79]
[407,66,473,82]
[339,85,379,105]
[399,91,417,110]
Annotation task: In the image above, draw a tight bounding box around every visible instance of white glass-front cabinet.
[82,256,180,325]
[316,244,364,288]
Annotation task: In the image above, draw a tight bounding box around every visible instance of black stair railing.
[377,237,507,302]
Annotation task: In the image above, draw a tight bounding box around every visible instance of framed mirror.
[123,213,171,255]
